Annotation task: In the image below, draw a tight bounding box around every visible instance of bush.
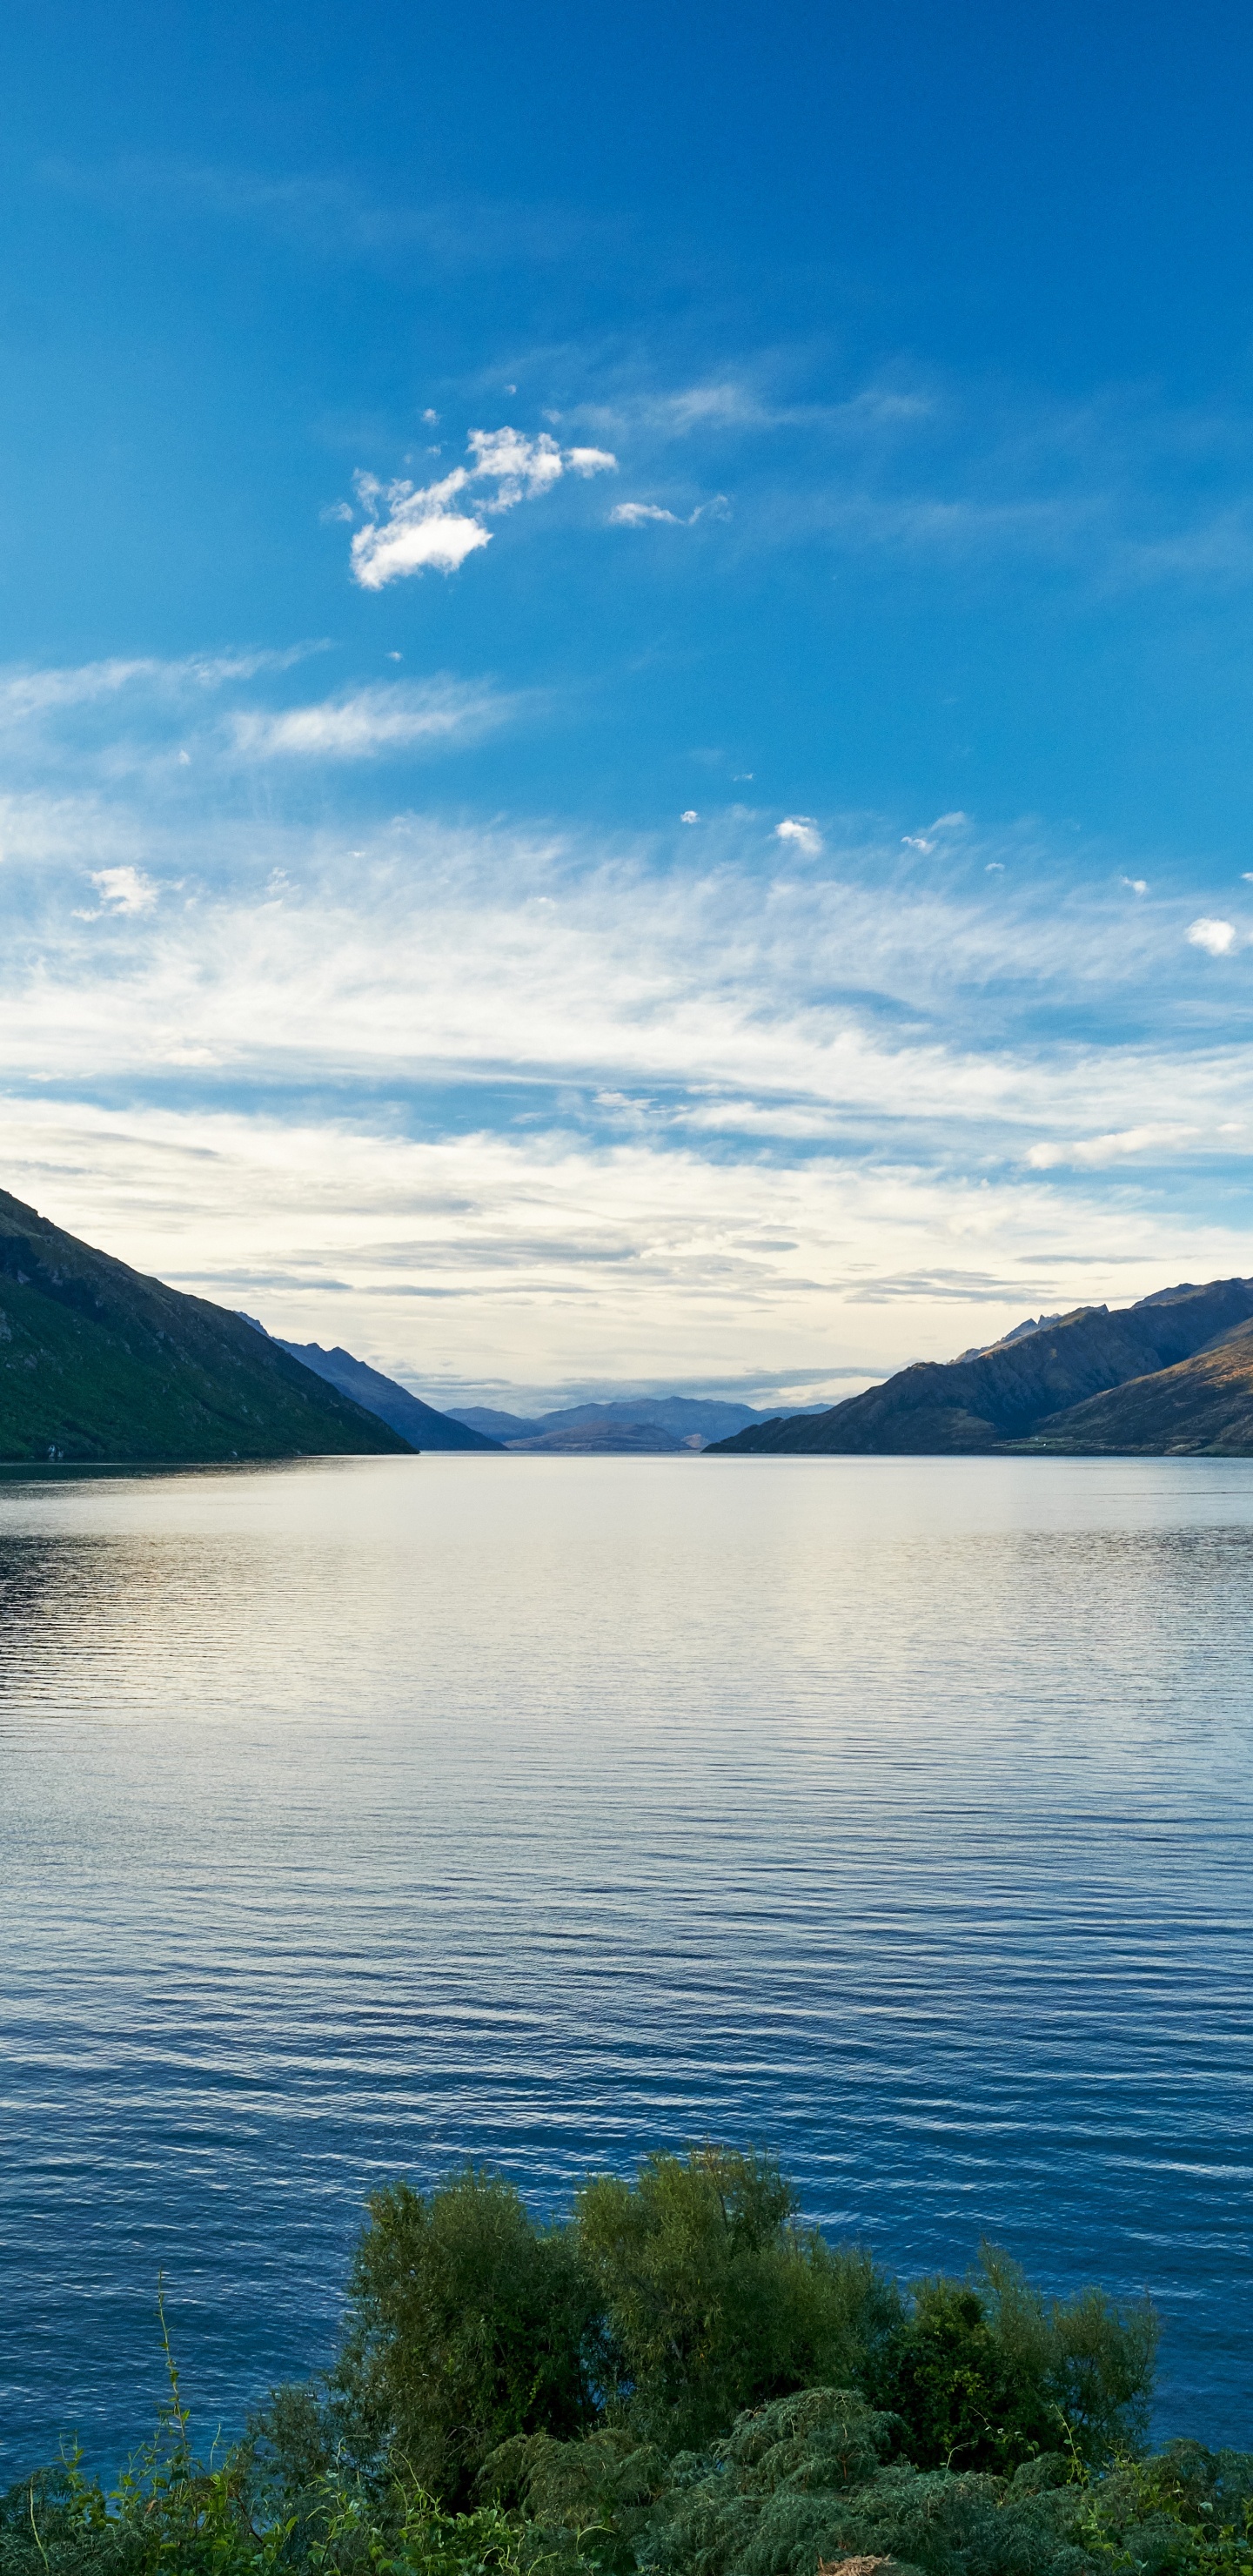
[0,2146,1173,2574]
[331,2165,603,2503]
[573,2149,901,2452]
[881,2247,1158,2472]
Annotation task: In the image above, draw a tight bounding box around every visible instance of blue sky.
[3,1,1253,1408]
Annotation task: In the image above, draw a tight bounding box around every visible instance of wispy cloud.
[0,644,323,727]
[347,427,617,588]
[610,501,682,527]
[1027,1124,1198,1171]
[41,157,620,271]
[231,679,513,759]
[3,791,1253,1383]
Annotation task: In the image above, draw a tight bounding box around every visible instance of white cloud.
[466,426,565,508]
[608,493,726,528]
[231,680,509,759]
[0,645,322,725]
[1121,877,1149,895]
[775,817,822,855]
[352,504,490,587]
[609,501,681,527]
[1187,916,1237,956]
[680,809,699,824]
[1028,1124,1198,1169]
[347,426,618,588]
[90,865,157,914]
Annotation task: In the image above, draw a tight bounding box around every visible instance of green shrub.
[573,2149,901,2452]
[881,2248,1158,2472]
[331,2166,603,2504]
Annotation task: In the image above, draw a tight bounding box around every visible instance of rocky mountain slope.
[1025,1312,1253,1452]
[707,1278,1253,1455]
[0,1191,410,1463]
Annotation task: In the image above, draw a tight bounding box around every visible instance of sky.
[4,2,1253,1411]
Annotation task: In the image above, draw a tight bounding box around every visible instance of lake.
[2,1451,1252,2475]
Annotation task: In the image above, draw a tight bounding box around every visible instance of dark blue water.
[2,1452,1252,2474]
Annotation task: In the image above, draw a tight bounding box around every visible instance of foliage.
[479,2427,671,2576]
[0,2148,1176,2576]
[1071,2440,1253,2573]
[256,2154,1157,2502]
[881,2247,1158,2472]
[329,2168,603,2506]
[573,2150,902,2453]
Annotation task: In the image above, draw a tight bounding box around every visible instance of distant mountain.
[452,1405,545,1440]
[506,1419,689,1455]
[0,1190,411,1463]
[449,1394,775,1452]
[276,1342,501,1450]
[707,1278,1253,1455]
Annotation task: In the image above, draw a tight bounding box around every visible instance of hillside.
[1026,1313,1253,1452]
[277,1341,501,1450]
[0,1190,411,1463]
[707,1278,1253,1454]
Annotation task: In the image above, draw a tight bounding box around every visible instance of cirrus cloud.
[231,678,513,759]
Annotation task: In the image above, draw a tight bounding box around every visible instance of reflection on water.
[2,1452,1252,2469]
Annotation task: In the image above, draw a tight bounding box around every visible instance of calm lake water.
[3,1452,1252,2473]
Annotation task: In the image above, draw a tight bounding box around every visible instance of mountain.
[0,1191,411,1462]
[707,1278,1253,1455]
[449,1395,777,1452]
[452,1405,544,1440]
[503,1419,689,1455]
[955,1311,1062,1361]
[1023,1314,1253,1452]
[276,1342,501,1450]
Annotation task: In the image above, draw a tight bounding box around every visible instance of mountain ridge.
[707,1278,1253,1456]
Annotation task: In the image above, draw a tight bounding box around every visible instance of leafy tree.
[332,2166,603,2503]
[882,2246,1158,2473]
[573,2148,901,2452]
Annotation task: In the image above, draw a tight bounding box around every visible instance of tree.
[334,2165,602,2503]
[573,2148,901,2452]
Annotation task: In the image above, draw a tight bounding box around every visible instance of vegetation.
[3,2148,1246,2576]
[0,1189,408,1462]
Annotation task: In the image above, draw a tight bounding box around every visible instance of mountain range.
[8,1185,1253,1466]
[707,1278,1253,1455]
[450,1396,777,1452]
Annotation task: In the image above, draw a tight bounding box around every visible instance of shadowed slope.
[707,1279,1253,1454]
[277,1342,501,1450]
[1028,1314,1253,1452]
[0,1190,411,1463]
